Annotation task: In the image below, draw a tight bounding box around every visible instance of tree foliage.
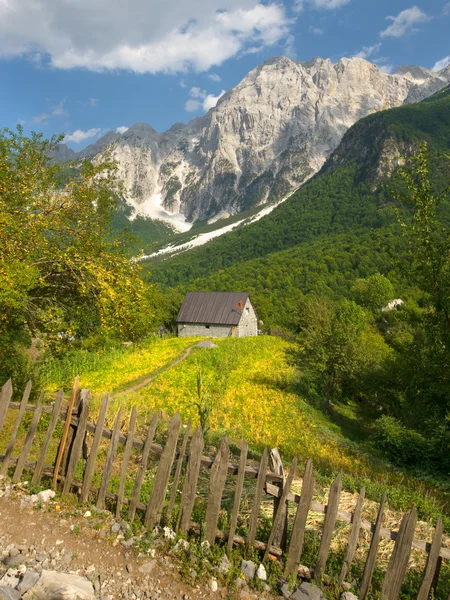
[0,127,161,381]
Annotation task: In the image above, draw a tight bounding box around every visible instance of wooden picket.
[0,377,449,600]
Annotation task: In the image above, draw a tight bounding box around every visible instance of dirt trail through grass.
[113,343,197,397]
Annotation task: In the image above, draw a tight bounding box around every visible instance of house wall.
[178,324,234,337]
[236,298,258,337]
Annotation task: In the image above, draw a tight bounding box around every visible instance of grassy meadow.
[39,335,450,527]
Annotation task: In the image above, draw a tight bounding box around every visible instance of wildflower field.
[39,334,450,526]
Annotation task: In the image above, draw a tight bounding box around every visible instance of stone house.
[176,292,258,338]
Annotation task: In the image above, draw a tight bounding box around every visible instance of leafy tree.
[0,127,161,383]
[393,144,450,325]
[352,273,395,313]
[291,296,391,405]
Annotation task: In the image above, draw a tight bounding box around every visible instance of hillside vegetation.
[147,85,450,329]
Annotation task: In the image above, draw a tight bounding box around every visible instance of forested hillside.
[148,85,450,330]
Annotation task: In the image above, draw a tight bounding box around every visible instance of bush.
[373,415,430,467]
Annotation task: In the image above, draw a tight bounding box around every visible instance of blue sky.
[0,0,448,149]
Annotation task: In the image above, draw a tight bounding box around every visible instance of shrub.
[373,415,429,467]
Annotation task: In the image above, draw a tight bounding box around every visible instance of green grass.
[46,334,450,530]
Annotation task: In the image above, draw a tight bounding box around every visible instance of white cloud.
[89,97,99,107]
[308,26,324,35]
[432,55,450,72]
[353,43,381,60]
[64,128,102,143]
[189,86,207,99]
[203,90,225,111]
[185,87,225,112]
[296,0,349,11]
[116,125,129,134]
[209,73,222,82]
[0,1,291,74]
[31,113,48,124]
[443,3,450,16]
[51,98,68,116]
[185,99,202,112]
[380,6,429,38]
[378,64,394,74]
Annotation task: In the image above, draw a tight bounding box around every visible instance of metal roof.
[176,292,250,326]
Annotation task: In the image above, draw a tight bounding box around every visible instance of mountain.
[147,85,450,328]
[60,57,450,230]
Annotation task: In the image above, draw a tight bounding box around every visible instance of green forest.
[146,87,450,482]
[1,86,450,504]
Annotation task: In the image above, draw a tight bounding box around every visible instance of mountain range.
[147,83,450,328]
[55,56,450,231]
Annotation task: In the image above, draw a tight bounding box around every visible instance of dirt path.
[0,477,264,600]
[113,344,197,397]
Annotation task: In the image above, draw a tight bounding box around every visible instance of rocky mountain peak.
[59,56,450,229]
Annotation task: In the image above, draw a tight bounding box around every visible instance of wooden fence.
[0,378,448,600]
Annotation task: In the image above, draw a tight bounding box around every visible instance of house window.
[246,307,250,314]
[205,325,210,329]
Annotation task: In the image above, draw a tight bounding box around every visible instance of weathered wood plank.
[97,408,123,509]
[359,492,387,600]
[129,413,158,522]
[0,379,13,438]
[285,458,315,577]
[314,473,342,583]
[381,507,417,600]
[32,389,64,486]
[166,419,192,524]
[116,407,137,518]
[266,482,450,560]
[270,448,288,551]
[53,376,79,488]
[417,517,443,600]
[145,413,181,529]
[247,447,268,547]
[227,439,249,556]
[81,394,109,504]
[13,393,44,482]
[62,391,90,494]
[205,435,230,546]
[0,380,32,475]
[263,457,297,563]
[178,425,204,534]
[339,487,366,584]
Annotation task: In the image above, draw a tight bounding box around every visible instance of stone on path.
[22,570,95,600]
[291,582,327,600]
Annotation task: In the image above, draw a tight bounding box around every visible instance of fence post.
[97,407,122,509]
[116,407,138,518]
[145,412,181,529]
[381,507,417,600]
[129,413,158,522]
[247,447,268,547]
[285,458,315,577]
[227,439,248,556]
[62,390,90,495]
[32,389,64,486]
[167,419,192,524]
[13,392,44,482]
[81,394,109,504]
[263,457,297,563]
[270,448,288,551]
[0,379,13,438]
[417,516,443,600]
[0,381,32,476]
[178,425,204,535]
[205,435,230,546]
[359,492,387,600]
[339,487,366,584]
[314,473,342,583]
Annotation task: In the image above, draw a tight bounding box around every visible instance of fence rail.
[0,378,448,600]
